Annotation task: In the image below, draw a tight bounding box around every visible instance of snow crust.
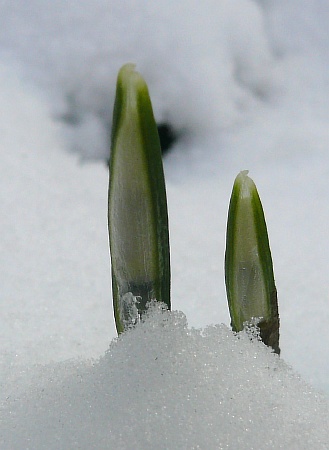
[2,304,328,449]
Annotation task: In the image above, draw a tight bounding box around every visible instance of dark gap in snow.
[157,122,178,155]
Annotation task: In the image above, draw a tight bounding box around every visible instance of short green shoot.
[225,171,280,354]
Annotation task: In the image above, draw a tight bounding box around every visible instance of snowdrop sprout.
[225,170,279,354]
[108,64,170,334]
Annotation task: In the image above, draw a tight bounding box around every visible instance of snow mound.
[2,304,328,449]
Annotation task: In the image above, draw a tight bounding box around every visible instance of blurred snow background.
[1,0,329,447]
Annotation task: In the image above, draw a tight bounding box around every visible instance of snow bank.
[1,304,328,449]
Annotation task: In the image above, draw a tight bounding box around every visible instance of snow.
[2,304,329,449]
[0,62,113,372]
[1,1,329,448]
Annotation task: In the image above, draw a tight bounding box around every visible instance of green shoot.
[225,171,280,354]
[108,64,170,334]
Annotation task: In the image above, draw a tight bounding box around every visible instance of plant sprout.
[108,65,279,354]
[225,171,280,354]
[108,64,170,334]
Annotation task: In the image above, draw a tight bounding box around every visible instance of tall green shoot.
[108,64,170,334]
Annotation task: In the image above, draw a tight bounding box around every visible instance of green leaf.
[108,64,170,334]
[225,171,280,353]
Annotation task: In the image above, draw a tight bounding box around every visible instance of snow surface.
[2,304,329,449]
[1,0,329,448]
